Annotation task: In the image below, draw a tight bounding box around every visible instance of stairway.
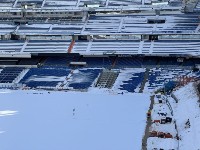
[96,69,119,89]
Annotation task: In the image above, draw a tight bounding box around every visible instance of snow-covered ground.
[0,90,150,150]
[1,67,200,150]
[147,94,178,150]
[147,137,178,150]
[171,83,200,150]
[150,123,177,137]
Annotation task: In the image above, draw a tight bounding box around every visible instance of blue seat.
[0,67,24,83]
[20,68,71,88]
[68,69,101,89]
[119,72,145,92]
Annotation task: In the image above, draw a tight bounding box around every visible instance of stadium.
[0,0,200,150]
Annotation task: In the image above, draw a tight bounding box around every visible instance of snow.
[0,110,18,117]
[143,68,199,93]
[147,137,178,150]
[151,103,173,120]
[112,68,145,93]
[172,83,200,150]
[27,76,66,82]
[0,90,150,150]
[150,123,177,136]
[147,93,178,149]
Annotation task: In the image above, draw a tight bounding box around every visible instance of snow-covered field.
[0,90,150,150]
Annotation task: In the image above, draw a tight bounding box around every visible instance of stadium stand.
[0,0,182,9]
[96,69,119,89]
[23,40,71,53]
[67,69,101,89]
[79,57,113,68]
[18,57,41,65]
[0,0,199,93]
[43,56,80,67]
[115,57,143,68]
[0,39,199,56]
[119,72,145,92]
[0,67,24,83]
[19,68,71,88]
[0,60,18,65]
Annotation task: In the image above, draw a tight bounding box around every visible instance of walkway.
[142,95,154,150]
